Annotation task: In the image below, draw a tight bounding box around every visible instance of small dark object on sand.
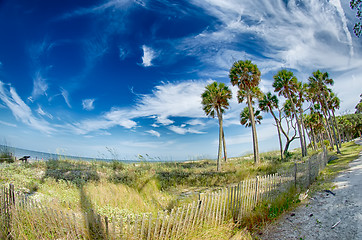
[324,190,336,196]
[19,156,30,163]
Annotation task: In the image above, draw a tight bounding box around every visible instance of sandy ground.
[259,139,362,240]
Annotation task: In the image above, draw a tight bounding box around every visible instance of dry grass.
[1,141,360,239]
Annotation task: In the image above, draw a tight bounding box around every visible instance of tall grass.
[1,142,360,239]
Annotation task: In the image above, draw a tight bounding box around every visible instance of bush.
[0,145,14,163]
[111,160,125,171]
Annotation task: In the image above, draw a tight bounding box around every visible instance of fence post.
[9,184,15,205]
[255,176,259,204]
[104,216,109,238]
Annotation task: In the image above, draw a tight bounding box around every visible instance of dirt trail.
[260,140,362,240]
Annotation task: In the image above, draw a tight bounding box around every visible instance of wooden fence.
[0,149,328,239]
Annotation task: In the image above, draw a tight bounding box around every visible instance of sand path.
[260,139,362,240]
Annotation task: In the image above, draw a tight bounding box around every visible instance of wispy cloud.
[59,0,138,20]
[60,87,71,108]
[0,81,54,134]
[186,119,206,126]
[119,46,128,61]
[135,80,208,119]
[31,72,48,99]
[164,0,362,76]
[168,125,206,135]
[0,120,16,127]
[36,105,53,119]
[84,34,109,66]
[104,109,137,128]
[141,45,156,67]
[70,80,210,135]
[146,130,161,137]
[82,98,95,111]
[156,116,174,126]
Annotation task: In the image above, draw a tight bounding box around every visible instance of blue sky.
[0,0,361,160]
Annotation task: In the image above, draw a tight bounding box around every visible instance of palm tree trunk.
[321,110,334,150]
[247,94,260,164]
[299,111,308,154]
[318,133,324,149]
[305,128,312,149]
[222,126,227,162]
[283,139,293,155]
[311,130,317,150]
[270,110,283,161]
[217,109,223,171]
[321,95,340,154]
[287,93,306,157]
[331,110,342,148]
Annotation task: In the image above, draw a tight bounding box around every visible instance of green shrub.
[0,145,14,163]
[111,160,125,171]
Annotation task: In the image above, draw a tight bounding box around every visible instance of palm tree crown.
[240,107,262,127]
[229,60,261,90]
[272,69,298,99]
[201,82,232,118]
[259,92,279,113]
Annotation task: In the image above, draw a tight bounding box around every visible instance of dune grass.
[1,141,360,239]
[0,147,317,219]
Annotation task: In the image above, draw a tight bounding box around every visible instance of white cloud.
[0,120,16,127]
[37,105,53,119]
[31,72,48,99]
[168,125,187,135]
[82,98,95,111]
[135,80,208,119]
[69,80,211,135]
[60,0,137,19]
[168,125,206,135]
[168,0,362,77]
[104,109,137,128]
[60,88,71,108]
[156,116,174,125]
[119,47,128,60]
[146,130,161,137]
[84,35,109,65]
[141,45,156,67]
[187,119,206,126]
[0,81,54,134]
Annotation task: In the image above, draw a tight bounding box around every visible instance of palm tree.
[259,92,284,160]
[295,82,309,154]
[308,70,340,154]
[327,92,342,148]
[355,94,362,114]
[240,106,263,127]
[273,69,307,157]
[229,60,261,164]
[201,81,232,171]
